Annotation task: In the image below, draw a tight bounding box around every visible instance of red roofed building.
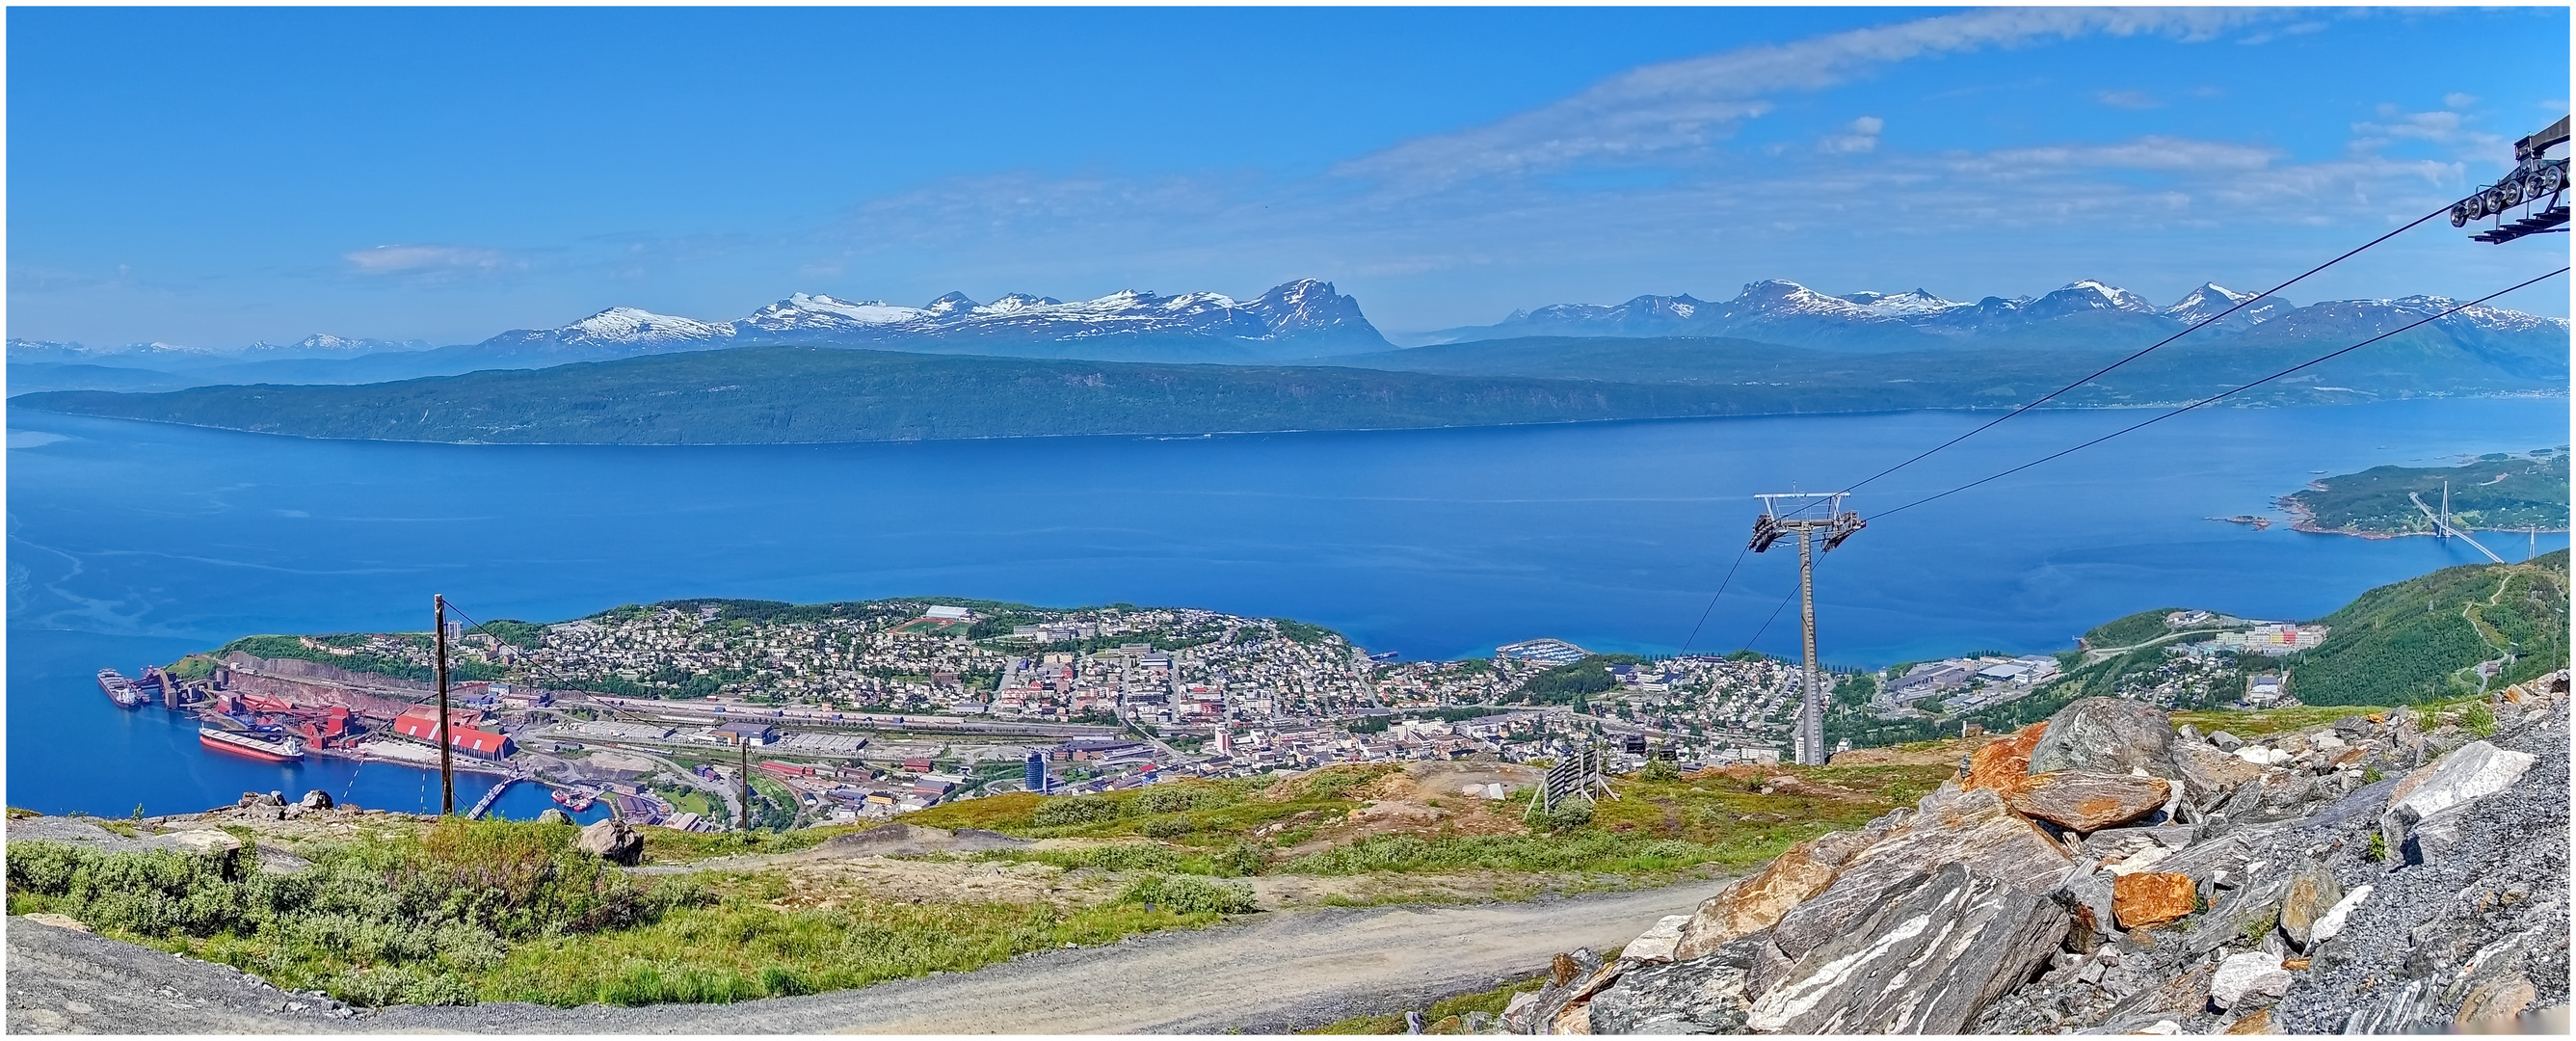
[392,705,514,760]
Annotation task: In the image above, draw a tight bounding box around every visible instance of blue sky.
[9,6,2569,347]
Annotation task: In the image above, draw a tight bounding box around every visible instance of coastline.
[2275,494,2571,540]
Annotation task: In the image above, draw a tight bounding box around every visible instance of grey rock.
[534,808,574,825]
[1746,863,2069,1034]
[2209,951,2291,1010]
[2400,804,2475,867]
[2377,740,2537,861]
[2278,864,2343,949]
[297,789,332,810]
[1768,786,2072,959]
[576,817,644,866]
[2210,730,2244,752]
[1585,940,1765,1034]
[2028,698,2181,779]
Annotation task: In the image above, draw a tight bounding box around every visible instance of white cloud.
[1335,7,2274,188]
[1820,116,1884,154]
[342,244,517,277]
[2096,89,2162,110]
[2444,92,2479,110]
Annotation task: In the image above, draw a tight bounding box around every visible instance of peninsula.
[2281,448,2569,537]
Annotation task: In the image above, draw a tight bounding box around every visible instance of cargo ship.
[199,726,305,763]
[97,669,149,709]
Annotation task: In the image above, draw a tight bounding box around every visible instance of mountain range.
[7,277,2564,399]
[1394,279,2540,352]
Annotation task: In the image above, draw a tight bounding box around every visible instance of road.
[9,883,1713,1034]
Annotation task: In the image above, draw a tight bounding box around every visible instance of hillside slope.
[4,346,2061,445]
[2291,549,2569,706]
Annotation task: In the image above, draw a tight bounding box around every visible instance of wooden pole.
[436,594,454,816]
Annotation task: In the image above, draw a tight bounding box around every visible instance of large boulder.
[577,817,644,866]
[1768,785,2073,959]
[2379,740,2536,857]
[2026,698,2179,779]
[1744,863,2070,1034]
[535,808,574,826]
[2004,771,2171,833]
[1584,939,1768,1034]
[1963,722,2049,795]
[298,789,334,811]
[1670,829,1877,960]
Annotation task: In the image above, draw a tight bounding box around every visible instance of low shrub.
[1119,873,1257,915]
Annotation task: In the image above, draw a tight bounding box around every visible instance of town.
[117,597,2321,832]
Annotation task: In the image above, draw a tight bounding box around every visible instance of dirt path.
[10,883,1710,1034]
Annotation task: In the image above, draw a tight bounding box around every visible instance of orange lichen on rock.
[2112,871,2198,929]
[1963,721,2049,795]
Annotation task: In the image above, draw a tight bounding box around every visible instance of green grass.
[472,873,1228,1006]
[902,767,1391,845]
[3,817,1235,1008]
[1302,977,1548,1034]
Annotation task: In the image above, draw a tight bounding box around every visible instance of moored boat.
[550,787,597,812]
[199,726,305,762]
[97,669,148,709]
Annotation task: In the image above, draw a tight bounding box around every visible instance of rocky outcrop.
[1567,674,2572,1035]
[535,808,574,825]
[577,817,644,866]
[2025,698,2177,780]
[1746,864,2068,1034]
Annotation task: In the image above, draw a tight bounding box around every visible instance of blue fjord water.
[8,398,2566,817]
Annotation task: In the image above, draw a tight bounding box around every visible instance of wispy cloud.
[1334,7,2276,188]
[342,244,519,279]
[2096,89,2162,110]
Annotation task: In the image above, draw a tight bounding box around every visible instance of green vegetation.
[1303,977,1548,1034]
[29,322,2555,446]
[217,632,506,684]
[3,817,1231,1008]
[1516,654,1642,704]
[2288,551,2567,705]
[2083,608,2191,650]
[2286,452,2569,535]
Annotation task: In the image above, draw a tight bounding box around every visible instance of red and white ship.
[199,726,305,763]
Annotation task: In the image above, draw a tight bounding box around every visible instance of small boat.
[97,669,149,709]
[199,726,305,762]
[550,787,597,812]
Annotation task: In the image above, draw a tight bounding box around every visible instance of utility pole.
[435,594,454,816]
[1750,493,1867,766]
[738,740,751,832]
[2442,481,2452,541]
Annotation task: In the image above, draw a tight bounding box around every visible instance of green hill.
[2288,549,2569,705]
[10,346,2008,445]
[2283,450,2570,535]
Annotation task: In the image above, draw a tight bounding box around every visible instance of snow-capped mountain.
[474,279,1389,362]
[1408,279,2565,355]
[9,334,433,366]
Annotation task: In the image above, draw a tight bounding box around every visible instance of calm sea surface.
[8,398,2566,816]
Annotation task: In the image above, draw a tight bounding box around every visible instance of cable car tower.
[1749,493,1865,766]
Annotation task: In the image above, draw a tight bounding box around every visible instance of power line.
[1741,587,1797,653]
[1835,200,2458,498]
[1872,267,2569,522]
[1678,546,1749,652]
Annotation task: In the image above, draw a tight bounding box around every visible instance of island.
[2280,448,2569,538]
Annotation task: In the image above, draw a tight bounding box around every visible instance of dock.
[464,774,522,820]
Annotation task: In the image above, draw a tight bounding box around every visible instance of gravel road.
[10,883,1708,1034]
